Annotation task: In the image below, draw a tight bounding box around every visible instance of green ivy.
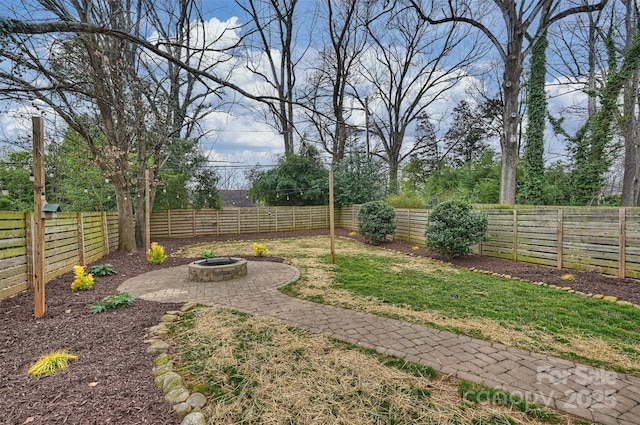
[521,30,548,205]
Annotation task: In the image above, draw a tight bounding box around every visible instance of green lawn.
[327,254,640,374]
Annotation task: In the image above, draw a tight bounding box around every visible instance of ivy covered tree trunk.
[521,30,548,205]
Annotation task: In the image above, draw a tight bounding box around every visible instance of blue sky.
[0,1,592,187]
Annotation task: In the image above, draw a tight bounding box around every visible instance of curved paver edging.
[127,261,640,425]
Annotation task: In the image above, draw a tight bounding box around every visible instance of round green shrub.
[425,200,489,258]
[357,201,397,244]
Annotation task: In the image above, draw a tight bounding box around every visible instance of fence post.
[168,210,172,238]
[25,212,34,290]
[557,208,563,270]
[619,207,626,278]
[237,209,241,234]
[77,212,85,266]
[512,209,518,261]
[102,211,109,255]
[352,205,356,230]
[192,209,196,237]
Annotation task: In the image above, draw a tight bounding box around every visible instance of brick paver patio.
[119,261,640,425]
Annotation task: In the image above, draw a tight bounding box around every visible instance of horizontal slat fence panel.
[0,212,28,298]
[337,205,640,280]
[150,206,331,239]
[0,211,117,300]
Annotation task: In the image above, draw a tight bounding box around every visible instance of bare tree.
[0,0,235,250]
[303,0,372,162]
[236,0,311,154]
[410,0,608,204]
[362,2,482,193]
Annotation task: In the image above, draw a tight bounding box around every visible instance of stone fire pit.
[188,257,248,282]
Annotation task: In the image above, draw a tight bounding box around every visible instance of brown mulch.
[1,229,638,425]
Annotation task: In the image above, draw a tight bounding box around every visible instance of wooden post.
[329,170,335,264]
[167,210,172,238]
[145,170,151,252]
[292,206,296,229]
[216,210,219,236]
[275,207,279,232]
[512,209,518,262]
[191,209,196,237]
[25,212,34,290]
[557,208,564,270]
[619,207,626,278]
[102,212,109,255]
[77,213,85,266]
[237,208,241,234]
[32,116,46,318]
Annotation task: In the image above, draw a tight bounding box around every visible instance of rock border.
[144,302,207,425]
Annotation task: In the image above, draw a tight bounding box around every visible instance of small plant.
[253,242,269,257]
[425,200,489,258]
[357,201,397,244]
[28,350,78,376]
[90,292,135,314]
[147,242,168,264]
[88,263,117,276]
[412,245,420,251]
[561,273,575,281]
[71,265,94,291]
[348,231,357,236]
[202,249,216,259]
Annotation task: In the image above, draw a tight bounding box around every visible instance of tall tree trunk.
[499,42,524,205]
[621,0,640,206]
[620,68,640,206]
[522,27,548,205]
[114,182,136,252]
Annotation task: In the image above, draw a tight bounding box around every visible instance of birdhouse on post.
[42,203,61,219]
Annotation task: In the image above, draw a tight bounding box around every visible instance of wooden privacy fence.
[0,211,119,300]
[5,204,635,300]
[339,205,640,280]
[150,206,331,238]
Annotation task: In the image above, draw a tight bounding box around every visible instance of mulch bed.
[1,229,638,424]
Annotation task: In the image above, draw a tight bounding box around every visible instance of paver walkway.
[119,261,640,425]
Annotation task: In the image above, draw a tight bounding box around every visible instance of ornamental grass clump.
[28,350,78,377]
[147,242,168,264]
[253,242,269,256]
[70,265,94,291]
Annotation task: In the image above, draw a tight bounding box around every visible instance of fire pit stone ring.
[188,257,248,282]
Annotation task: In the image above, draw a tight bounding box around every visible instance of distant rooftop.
[220,190,254,208]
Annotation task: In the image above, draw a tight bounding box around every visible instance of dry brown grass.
[173,308,583,425]
[175,236,639,375]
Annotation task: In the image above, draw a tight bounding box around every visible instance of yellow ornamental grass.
[147,242,168,264]
[561,274,575,281]
[253,242,269,257]
[71,265,94,291]
[28,350,78,376]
